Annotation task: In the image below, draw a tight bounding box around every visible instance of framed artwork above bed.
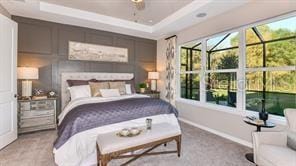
[68,41,128,62]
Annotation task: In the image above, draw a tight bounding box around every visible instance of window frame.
[176,11,296,125]
[179,42,202,101]
[205,31,240,108]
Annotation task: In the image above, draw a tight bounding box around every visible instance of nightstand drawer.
[20,110,55,119]
[19,100,55,111]
[19,116,55,128]
[30,100,55,110]
[19,102,30,111]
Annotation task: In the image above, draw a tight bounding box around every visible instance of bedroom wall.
[13,16,157,114]
[0,4,10,18]
[157,1,295,145]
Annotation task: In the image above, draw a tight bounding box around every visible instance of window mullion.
[176,46,181,100]
[237,28,246,112]
[200,39,207,103]
[182,71,200,74]
[205,69,238,73]
[246,66,296,72]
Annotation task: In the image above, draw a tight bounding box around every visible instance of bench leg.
[97,144,110,166]
[176,135,181,157]
[97,144,100,166]
[100,155,110,166]
[97,134,182,165]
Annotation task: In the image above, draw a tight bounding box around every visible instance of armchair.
[252,108,296,166]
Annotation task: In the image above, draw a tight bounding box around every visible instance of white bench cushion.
[258,145,296,166]
[97,123,181,154]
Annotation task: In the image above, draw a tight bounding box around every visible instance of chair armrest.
[252,131,287,164]
[252,131,287,146]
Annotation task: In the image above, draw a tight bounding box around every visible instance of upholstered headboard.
[61,72,134,109]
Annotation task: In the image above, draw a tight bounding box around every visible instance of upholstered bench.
[96,123,182,166]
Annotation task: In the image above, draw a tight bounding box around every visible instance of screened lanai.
[180,15,296,116]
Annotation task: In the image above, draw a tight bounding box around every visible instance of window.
[246,71,296,116]
[245,16,296,116]
[206,32,239,108]
[180,73,200,100]
[180,42,201,100]
[178,14,296,117]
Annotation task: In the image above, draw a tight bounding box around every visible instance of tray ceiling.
[1,0,250,39]
[42,0,193,25]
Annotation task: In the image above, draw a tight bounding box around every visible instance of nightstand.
[18,98,57,134]
[138,91,160,99]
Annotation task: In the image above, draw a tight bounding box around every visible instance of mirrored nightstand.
[18,98,57,134]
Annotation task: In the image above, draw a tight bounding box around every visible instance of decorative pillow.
[125,84,132,95]
[109,81,126,95]
[89,82,109,97]
[67,79,97,87]
[98,79,136,93]
[287,130,296,151]
[68,85,91,100]
[123,79,136,93]
[100,89,121,98]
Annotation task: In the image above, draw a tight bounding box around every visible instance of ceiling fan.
[131,0,145,11]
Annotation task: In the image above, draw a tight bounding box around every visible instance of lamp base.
[22,80,32,97]
[151,80,157,91]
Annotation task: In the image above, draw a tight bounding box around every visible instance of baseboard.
[178,117,252,148]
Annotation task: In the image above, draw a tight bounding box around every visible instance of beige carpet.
[0,122,254,166]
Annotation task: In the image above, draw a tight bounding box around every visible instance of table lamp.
[148,72,159,92]
[17,67,39,98]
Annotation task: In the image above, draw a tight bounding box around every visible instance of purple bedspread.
[54,98,178,149]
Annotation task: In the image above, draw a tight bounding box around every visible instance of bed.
[53,72,180,166]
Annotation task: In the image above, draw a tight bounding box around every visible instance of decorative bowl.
[117,127,142,137]
[130,127,140,135]
[119,128,130,136]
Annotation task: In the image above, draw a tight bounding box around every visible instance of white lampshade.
[148,72,159,80]
[17,67,39,80]
[131,0,143,2]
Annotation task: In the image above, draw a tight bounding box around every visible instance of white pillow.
[125,84,132,95]
[100,89,121,97]
[68,85,91,100]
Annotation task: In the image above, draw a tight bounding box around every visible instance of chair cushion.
[97,123,181,154]
[287,130,296,151]
[284,108,296,132]
[259,144,296,166]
